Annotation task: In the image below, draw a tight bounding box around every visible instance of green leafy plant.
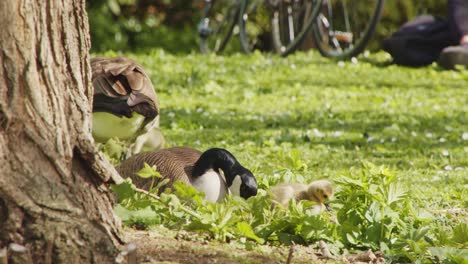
[101,50,466,262]
[111,158,466,262]
[334,162,411,249]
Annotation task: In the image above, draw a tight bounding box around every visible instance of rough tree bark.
[0,0,125,263]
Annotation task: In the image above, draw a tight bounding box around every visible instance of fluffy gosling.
[269,180,334,213]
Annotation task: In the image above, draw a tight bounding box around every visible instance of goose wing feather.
[91,56,159,119]
[116,147,202,191]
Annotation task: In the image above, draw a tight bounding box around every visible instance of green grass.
[101,49,467,262]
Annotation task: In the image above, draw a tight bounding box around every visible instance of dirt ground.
[121,227,384,264]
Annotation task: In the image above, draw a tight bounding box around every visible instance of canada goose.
[91,56,163,154]
[269,180,334,213]
[116,147,258,203]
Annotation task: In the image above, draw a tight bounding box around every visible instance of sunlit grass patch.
[99,50,467,262]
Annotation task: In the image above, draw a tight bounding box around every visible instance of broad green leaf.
[114,204,158,222]
[110,179,135,201]
[172,181,205,204]
[136,163,161,179]
[386,182,407,206]
[153,178,171,193]
[236,222,264,244]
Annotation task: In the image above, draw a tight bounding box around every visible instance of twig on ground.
[319,240,335,259]
[115,243,138,264]
[286,243,295,264]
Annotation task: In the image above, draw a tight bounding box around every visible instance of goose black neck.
[192,148,241,184]
[93,94,133,118]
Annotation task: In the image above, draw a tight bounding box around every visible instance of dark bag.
[383,15,458,66]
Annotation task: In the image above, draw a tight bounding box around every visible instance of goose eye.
[323,194,328,199]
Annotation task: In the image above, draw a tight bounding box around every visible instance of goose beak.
[324,203,332,211]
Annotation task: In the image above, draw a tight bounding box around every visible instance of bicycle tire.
[270,0,323,56]
[198,1,241,54]
[311,0,385,59]
[238,0,270,53]
[239,0,322,56]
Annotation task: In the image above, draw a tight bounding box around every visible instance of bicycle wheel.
[270,0,323,56]
[238,0,273,53]
[311,0,385,59]
[198,0,242,54]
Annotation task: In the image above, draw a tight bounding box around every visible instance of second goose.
[91,56,163,154]
[117,147,258,202]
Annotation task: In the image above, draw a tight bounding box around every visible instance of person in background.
[438,0,468,69]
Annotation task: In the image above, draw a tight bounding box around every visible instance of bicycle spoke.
[240,0,323,55]
[287,6,295,42]
[312,0,385,58]
[239,0,271,53]
[198,0,241,53]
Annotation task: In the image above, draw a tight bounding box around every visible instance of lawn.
[100,50,467,263]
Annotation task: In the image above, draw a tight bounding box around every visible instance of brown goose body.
[116,147,259,203]
[116,146,202,191]
[91,56,162,154]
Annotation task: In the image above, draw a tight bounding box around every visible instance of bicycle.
[199,0,385,59]
[238,0,323,56]
[197,0,243,54]
[239,0,385,58]
[198,0,321,55]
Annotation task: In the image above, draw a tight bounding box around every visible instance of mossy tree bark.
[0,0,124,263]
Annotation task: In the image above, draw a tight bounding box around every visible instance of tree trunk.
[0,0,125,263]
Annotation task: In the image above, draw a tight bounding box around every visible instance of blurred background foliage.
[87,0,447,53]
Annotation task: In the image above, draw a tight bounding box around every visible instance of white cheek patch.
[229,175,242,197]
